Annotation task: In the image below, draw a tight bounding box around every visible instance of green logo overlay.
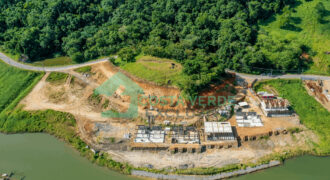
[95,72,235,119]
[94,72,143,118]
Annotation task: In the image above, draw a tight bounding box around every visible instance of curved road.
[0,52,108,72]
[230,71,330,80]
[1,52,329,80]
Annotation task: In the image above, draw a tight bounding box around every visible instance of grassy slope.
[32,56,75,67]
[255,79,330,155]
[46,72,69,83]
[120,55,184,86]
[259,0,330,75]
[0,61,43,112]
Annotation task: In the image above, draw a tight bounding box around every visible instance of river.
[232,155,330,180]
[0,133,329,180]
[0,133,136,180]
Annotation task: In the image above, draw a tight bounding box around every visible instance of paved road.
[0,52,108,72]
[227,70,330,80]
[1,52,329,80]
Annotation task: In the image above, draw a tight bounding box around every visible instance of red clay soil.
[90,61,237,113]
[193,75,236,110]
[306,81,328,103]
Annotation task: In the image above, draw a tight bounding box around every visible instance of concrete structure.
[260,99,291,117]
[171,126,200,144]
[236,112,263,127]
[204,122,236,141]
[238,102,249,108]
[257,91,275,99]
[134,126,165,143]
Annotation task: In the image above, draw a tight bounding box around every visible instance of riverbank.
[0,133,136,180]
[0,108,321,179]
[132,161,281,180]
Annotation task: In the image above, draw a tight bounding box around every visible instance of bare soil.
[108,130,317,169]
[304,80,330,111]
[19,62,318,170]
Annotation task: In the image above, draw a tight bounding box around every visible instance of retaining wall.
[131,160,281,180]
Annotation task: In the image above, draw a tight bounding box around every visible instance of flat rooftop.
[204,122,233,133]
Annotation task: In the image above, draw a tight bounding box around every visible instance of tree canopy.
[0,0,303,95]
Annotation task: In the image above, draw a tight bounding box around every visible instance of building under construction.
[260,98,291,117]
[203,121,238,149]
[130,120,238,152]
[171,126,200,144]
[134,125,165,143]
[204,122,236,141]
[236,112,263,127]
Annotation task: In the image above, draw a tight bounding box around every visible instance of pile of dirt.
[304,80,330,111]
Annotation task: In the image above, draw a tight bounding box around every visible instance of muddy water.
[0,133,138,180]
[0,133,329,180]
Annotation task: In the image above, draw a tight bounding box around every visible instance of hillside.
[0,0,329,95]
[0,0,295,95]
[257,0,330,75]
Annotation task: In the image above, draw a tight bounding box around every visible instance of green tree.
[71,52,84,63]
[118,47,136,63]
[278,6,292,28]
[315,2,326,23]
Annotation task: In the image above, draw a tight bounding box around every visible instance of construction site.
[127,77,300,154]
[303,78,330,111]
[18,60,318,169]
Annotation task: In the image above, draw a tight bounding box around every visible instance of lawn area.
[46,72,69,83]
[0,60,43,113]
[120,55,184,86]
[74,66,92,73]
[258,0,330,75]
[32,56,75,67]
[255,79,330,155]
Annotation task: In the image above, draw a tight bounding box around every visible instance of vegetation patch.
[255,79,330,154]
[102,99,110,109]
[120,55,184,86]
[46,72,68,83]
[32,56,74,67]
[0,0,302,96]
[175,164,240,175]
[258,0,330,75]
[74,66,92,74]
[0,60,43,112]
[88,93,102,106]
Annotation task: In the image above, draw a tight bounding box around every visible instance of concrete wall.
[131,160,281,180]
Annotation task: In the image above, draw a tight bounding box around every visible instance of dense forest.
[0,0,313,95]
